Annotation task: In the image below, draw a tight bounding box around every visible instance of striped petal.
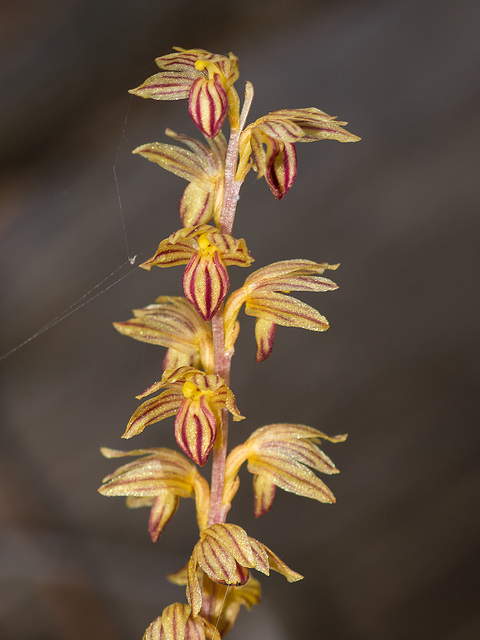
[183,248,229,321]
[179,182,214,227]
[246,291,330,332]
[132,142,209,183]
[174,396,217,466]
[148,493,179,542]
[253,474,276,517]
[264,140,297,199]
[254,317,276,363]
[188,76,228,139]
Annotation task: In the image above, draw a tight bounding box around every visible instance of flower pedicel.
[99,46,359,638]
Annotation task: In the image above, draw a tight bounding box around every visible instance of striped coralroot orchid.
[100,46,359,638]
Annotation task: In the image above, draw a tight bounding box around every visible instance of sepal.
[129,72,195,101]
[253,474,277,517]
[256,107,361,143]
[122,388,184,439]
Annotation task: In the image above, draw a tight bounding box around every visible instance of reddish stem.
[207,84,253,527]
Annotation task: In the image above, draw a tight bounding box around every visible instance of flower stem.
[207,83,253,527]
[207,310,232,526]
[218,82,254,235]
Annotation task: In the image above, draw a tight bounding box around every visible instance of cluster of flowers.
[99,48,358,639]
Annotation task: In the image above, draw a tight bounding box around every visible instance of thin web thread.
[213,586,230,636]
[0,259,137,362]
[113,95,134,264]
[2,96,139,362]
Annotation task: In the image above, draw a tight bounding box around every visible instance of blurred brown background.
[1,1,479,639]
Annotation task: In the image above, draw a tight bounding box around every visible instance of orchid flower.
[133,129,226,227]
[186,523,302,617]
[129,47,240,138]
[140,225,253,321]
[237,107,360,198]
[224,259,338,361]
[122,366,244,466]
[113,296,214,373]
[98,447,210,538]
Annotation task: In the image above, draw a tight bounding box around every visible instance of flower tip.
[139,259,154,271]
[255,351,269,363]
[100,447,117,458]
[128,86,144,98]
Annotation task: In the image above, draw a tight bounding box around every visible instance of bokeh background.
[1,1,479,639]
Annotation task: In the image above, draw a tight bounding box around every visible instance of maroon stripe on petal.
[194,413,204,465]
[204,261,213,319]
[281,143,297,195]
